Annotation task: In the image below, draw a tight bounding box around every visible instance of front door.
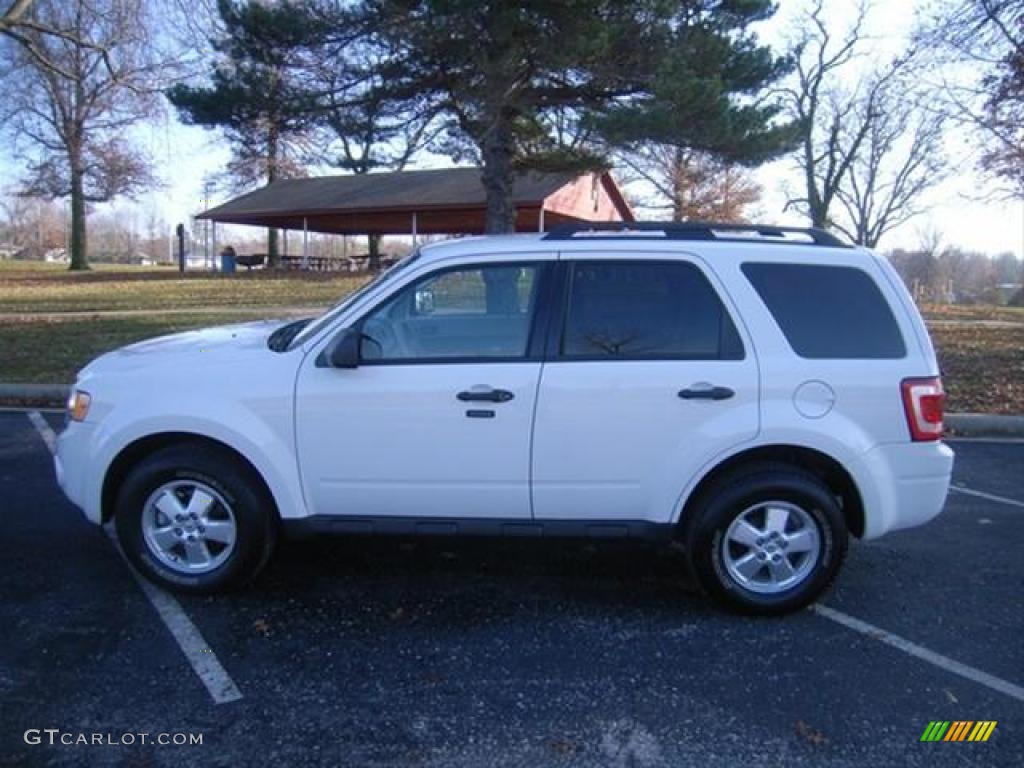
[295,258,552,520]
[531,256,759,523]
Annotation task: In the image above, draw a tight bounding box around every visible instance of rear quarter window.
[741,263,906,359]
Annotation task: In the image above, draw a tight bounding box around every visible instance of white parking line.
[26,411,242,705]
[26,410,56,453]
[950,485,1024,509]
[104,528,243,704]
[813,604,1024,703]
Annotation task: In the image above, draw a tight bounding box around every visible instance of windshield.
[287,251,421,350]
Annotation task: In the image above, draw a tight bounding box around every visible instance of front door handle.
[678,385,735,401]
[457,387,515,403]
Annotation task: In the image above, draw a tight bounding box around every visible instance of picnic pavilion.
[195,167,634,269]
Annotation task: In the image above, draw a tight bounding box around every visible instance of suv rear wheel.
[114,442,277,593]
[684,463,847,615]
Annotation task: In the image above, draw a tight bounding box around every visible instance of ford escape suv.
[54,222,954,614]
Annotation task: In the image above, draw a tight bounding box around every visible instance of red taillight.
[901,377,945,441]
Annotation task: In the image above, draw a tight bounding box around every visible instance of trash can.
[219,247,237,274]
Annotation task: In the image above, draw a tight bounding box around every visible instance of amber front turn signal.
[67,390,92,422]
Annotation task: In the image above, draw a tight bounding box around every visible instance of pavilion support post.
[412,212,418,248]
[302,217,309,269]
[538,207,545,233]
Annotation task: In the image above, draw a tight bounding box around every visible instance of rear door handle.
[678,385,735,401]
[457,387,515,403]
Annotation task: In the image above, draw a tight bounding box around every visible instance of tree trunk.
[266,120,280,268]
[802,135,828,228]
[68,164,88,271]
[367,233,382,272]
[481,111,517,234]
[671,147,685,222]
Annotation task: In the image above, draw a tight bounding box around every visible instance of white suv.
[55,223,954,614]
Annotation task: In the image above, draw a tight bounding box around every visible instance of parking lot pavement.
[1,411,1021,767]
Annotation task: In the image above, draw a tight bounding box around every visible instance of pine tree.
[167,0,323,266]
[354,0,795,232]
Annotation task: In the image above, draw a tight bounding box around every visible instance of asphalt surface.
[0,410,1021,767]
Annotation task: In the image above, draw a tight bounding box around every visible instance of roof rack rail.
[542,221,850,248]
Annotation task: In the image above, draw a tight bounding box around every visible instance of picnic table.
[235,253,265,270]
[278,254,357,272]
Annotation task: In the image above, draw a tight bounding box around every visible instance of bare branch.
[783,0,927,229]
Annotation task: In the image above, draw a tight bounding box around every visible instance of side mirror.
[316,327,360,369]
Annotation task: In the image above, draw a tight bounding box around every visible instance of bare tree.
[781,0,913,229]
[833,88,948,247]
[618,146,761,222]
[919,0,1024,197]
[2,0,170,270]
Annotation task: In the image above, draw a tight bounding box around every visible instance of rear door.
[531,255,759,524]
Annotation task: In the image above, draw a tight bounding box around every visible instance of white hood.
[79,320,289,377]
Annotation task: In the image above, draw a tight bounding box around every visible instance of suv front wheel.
[684,464,847,615]
[114,442,277,594]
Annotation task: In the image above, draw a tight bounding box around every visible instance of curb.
[0,383,1022,438]
[944,412,1024,438]
[0,383,70,409]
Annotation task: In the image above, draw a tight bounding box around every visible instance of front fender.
[84,397,307,525]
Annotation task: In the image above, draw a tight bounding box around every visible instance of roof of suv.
[417,222,859,263]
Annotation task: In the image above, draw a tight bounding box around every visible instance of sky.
[2,0,1022,260]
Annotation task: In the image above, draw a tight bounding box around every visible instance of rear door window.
[560,260,744,360]
[741,263,906,359]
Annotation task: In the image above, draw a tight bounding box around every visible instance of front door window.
[360,264,540,361]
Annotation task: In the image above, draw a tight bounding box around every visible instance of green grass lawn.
[0,262,352,384]
[0,311,312,384]
[0,261,366,313]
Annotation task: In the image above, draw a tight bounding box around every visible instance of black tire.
[114,442,277,594]
[683,463,847,615]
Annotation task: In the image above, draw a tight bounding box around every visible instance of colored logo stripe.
[920,720,996,742]
[945,721,973,741]
[969,722,997,742]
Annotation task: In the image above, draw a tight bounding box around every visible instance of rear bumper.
[852,441,955,540]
